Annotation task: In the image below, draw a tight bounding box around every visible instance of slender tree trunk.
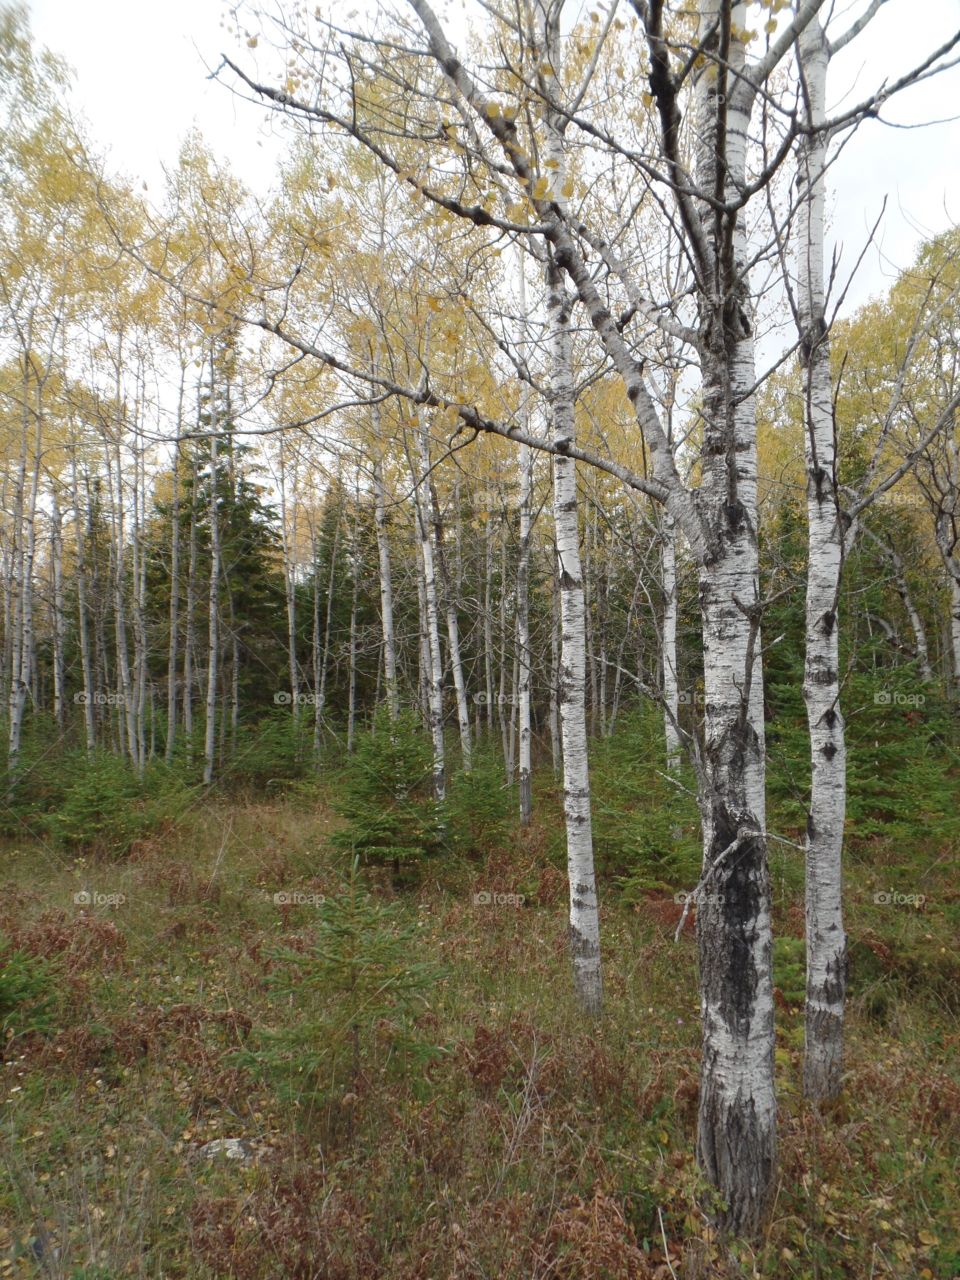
[539,9,602,1015]
[429,467,472,770]
[315,504,340,746]
[497,536,513,783]
[372,432,399,718]
[413,435,446,801]
[935,527,960,693]
[483,514,496,732]
[661,514,682,769]
[50,492,66,730]
[166,410,182,763]
[71,459,96,753]
[280,444,300,715]
[517,439,534,824]
[7,364,30,787]
[131,432,149,773]
[862,524,933,680]
[691,4,775,1231]
[516,258,534,824]
[797,14,848,1104]
[203,424,220,787]
[416,557,431,728]
[310,525,321,752]
[183,450,199,758]
[949,570,960,690]
[347,505,360,752]
[583,507,599,736]
[549,577,561,774]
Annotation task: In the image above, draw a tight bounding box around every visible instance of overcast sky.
[24,0,960,316]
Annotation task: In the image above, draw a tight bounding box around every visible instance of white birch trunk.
[166,405,183,763]
[517,438,534,824]
[7,365,30,785]
[949,570,960,689]
[539,8,602,1016]
[372,431,399,718]
[50,491,66,730]
[70,456,96,753]
[429,471,472,770]
[182,449,199,756]
[203,426,220,787]
[661,514,682,770]
[413,429,446,800]
[279,444,300,716]
[516,255,535,822]
[549,580,561,774]
[347,505,360,752]
[797,14,848,1104]
[692,3,775,1231]
[315,508,340,746]
[483,515,496,731]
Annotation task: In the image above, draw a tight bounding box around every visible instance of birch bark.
[540,7,602,1016]
[797,13,848,1103]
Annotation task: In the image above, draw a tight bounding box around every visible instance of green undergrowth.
[0,757,955,1279]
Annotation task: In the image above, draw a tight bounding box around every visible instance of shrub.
[588,707,701,899]
[46,751,196,857]
[0,933,57,1050]
[444,746,513,859]
[331,707,444,878]
[225,711,314,791]
[234,859,444,1107]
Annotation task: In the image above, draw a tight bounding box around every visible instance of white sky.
[24,0,960,317]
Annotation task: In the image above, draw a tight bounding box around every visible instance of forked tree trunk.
[692,1,775,1232]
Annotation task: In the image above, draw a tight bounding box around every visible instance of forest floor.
[1,789,958,1279]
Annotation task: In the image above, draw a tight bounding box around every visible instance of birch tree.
[795,11,847,1104]
[217,0,960,1232]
